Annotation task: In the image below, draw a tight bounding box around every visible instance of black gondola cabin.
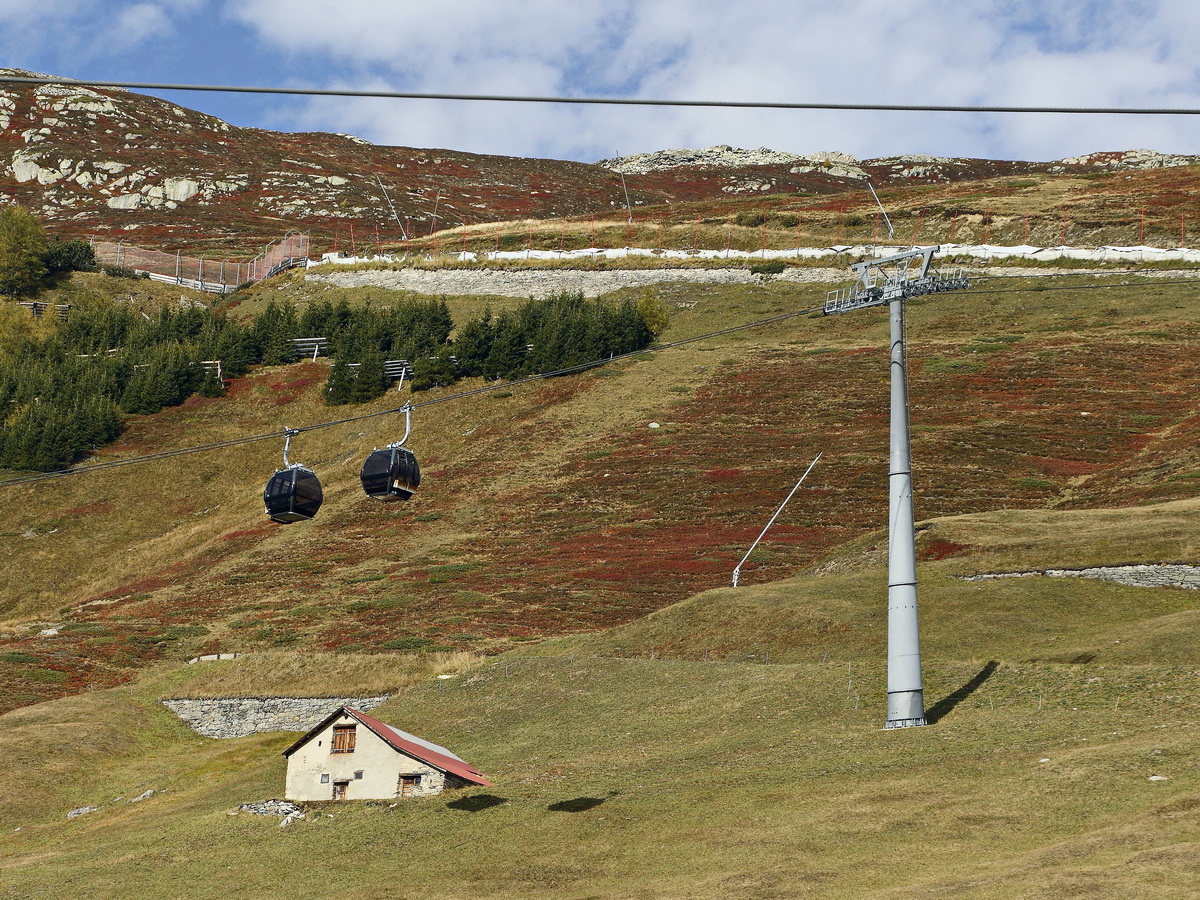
[360,446,421,501]
[264,465,323,523]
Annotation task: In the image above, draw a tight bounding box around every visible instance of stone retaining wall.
[307,265,778,299]
[961,564,1200,589]
[162,695,390,739]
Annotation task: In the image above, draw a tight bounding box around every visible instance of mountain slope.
[0,264,1197,713]
[7,71,1200,256]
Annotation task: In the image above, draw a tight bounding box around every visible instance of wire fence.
[89,231,310,294]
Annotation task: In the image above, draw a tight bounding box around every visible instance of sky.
[3,0,1200,164]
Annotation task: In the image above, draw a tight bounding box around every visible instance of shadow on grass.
[548,796,606,813]
[926,660,1000,725]
[446,793,508,812]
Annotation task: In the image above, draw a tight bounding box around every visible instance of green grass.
[2,260,1200,895]
[3,640,1199,899]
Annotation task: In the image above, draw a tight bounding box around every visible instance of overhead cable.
[2,75,1200,117]
[0,302,825,489]
[0,273,1191,490]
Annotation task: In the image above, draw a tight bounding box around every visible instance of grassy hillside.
[1,255,1198,897]
[2,548,1199,898]
[391,164,1200,256]
[0,264,1198,712]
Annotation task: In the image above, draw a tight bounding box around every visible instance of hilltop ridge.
[6,71,1200,255]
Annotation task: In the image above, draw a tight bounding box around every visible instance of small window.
[354,770,364,780]
[320,773,330,784]
[331,724,357,753]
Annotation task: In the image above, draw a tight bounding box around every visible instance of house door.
[332,781,349,801]
[398,775,421,798]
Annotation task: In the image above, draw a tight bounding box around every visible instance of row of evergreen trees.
[322,291,657,402]
[0,290,661,470]
[0,304,248,470]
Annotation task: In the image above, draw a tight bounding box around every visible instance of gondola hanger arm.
[386,404,413,449]
[282,427,300,467]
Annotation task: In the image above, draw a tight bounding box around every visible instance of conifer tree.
[452,308,493,377]
[351,346,389,402]
[0,206,48,299]
[325,355,357,405]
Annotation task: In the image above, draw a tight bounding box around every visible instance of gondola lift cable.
[0,272,1192,492]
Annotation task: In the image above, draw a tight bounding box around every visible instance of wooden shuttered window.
[331,724,357,753]
[398,774,421,798]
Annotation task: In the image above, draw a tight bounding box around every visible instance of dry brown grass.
[158,649,480,699]
[2,270,1198,714]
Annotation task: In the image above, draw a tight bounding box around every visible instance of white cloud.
[7,0,1200,162]
[0,0,197,65]
[102,3,175,49]
[225,0,1200,160]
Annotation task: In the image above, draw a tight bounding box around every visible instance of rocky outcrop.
[598,144,1200,181]
[1052,149,1200,171]
[239,799,303,817]
[597,145,861,175]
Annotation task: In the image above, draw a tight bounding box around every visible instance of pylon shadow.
[925,660,1000,725]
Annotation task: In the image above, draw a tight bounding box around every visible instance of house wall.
[284,711,448,802]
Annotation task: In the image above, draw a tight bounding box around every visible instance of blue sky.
[3,0,1200,163]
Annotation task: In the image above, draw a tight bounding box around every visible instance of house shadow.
[446,793,508,812]
[925,660,1000,725]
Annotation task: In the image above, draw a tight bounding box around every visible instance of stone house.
[282,706,491,802]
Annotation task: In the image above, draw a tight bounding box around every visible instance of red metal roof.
[344,708,492,786]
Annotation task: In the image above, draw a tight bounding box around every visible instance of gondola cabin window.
[331,724,357,753]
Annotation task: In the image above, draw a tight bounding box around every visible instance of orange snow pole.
[909,209,926,245]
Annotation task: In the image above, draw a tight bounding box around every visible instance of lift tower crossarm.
[823,245,970,729]
[824,246,968,315]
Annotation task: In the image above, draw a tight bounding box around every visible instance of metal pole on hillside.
[733,452,822,587]
[885,292,924,728]
[824,246,970,729]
